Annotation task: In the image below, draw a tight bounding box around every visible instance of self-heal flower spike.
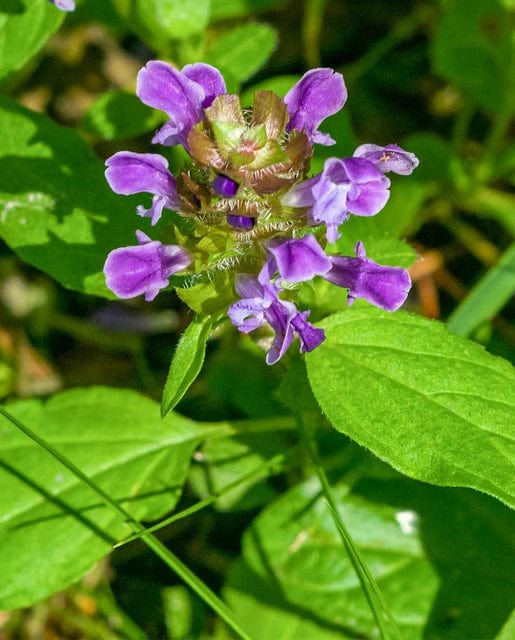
[105,152,180,225]
[228,265,325,365]
[324,241,411,311]
[104,231,192,302]
[137,61,226,147]
[104,60,418,364]
[284,68,347,145]
[48,0,75,10]
[353,143,420,175]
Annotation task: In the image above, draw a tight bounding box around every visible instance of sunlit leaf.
[306,307,515,508]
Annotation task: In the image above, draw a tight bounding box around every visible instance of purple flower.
[105,152,180,225]
[48,0,75,10]
[228,265,325,365]
[353,143,419,175]
[323,241,411,311]
[227,215,255,230]
[104,231,192,302]
[137,61,226,147]
[213,175,239,197]
[265,235,331,283]
[282,157,391,243]
[284,68,347,146]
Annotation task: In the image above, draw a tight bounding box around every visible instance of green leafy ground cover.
[0,0,513,638]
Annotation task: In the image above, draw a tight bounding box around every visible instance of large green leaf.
[210,0,287,22]
[0,96,140,297]
[306,308,515,508]
[0,387,207,610]
[112,0,210,52]
[205,23,278,84]
[0,0,64,84]
[221,474,515,638]
[222,477,439,637]
[80,90,164,141]
[432,0,515,112]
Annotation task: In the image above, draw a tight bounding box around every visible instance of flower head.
[104,231,192,302]
[104,61,418,363]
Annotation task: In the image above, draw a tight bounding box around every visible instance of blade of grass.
[115,450,290,547]
[299,415,403,640]
[447,243,515,337]
[0,406,255,640]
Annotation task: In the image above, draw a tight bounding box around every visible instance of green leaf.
[222,477,439,637]
[0,387,207,609]
[80,90,164,141]
[161,314,213,417]
[354,477,515,638]
[112,0,211,49]
[210,0,287,22]
[496,611,515,640]
[0,0,64,85]
[306,307,515,509]
[206,23,278,84]
[432,0,515,112]
[447,243,515,337]
[0,95,140,297]
[189,434,283,512]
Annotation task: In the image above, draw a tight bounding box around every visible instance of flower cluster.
[104,61,418,364]
[48,0,76,11]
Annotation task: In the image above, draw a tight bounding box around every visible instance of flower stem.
[303,0,327,68]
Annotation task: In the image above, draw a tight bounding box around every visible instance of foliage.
[0,0,513,638]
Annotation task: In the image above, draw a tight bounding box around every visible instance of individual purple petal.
[227,296,266,333]
[104,231,192,302]
[311,158,352,243]
[341,157,391,217]
[291,311,325,353]
[105,152,179,225]
[182,63,227,109]
[353,143,419,175]
[213,175,239,197]
[280,174,318,208]
[264,297,297,365]
[323,241,411,311]
[137,61,205,147]
[265,235,331,283]
[284,68,347,145]
[48,0,75,10]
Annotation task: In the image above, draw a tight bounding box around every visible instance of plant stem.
[303,0,327,68]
